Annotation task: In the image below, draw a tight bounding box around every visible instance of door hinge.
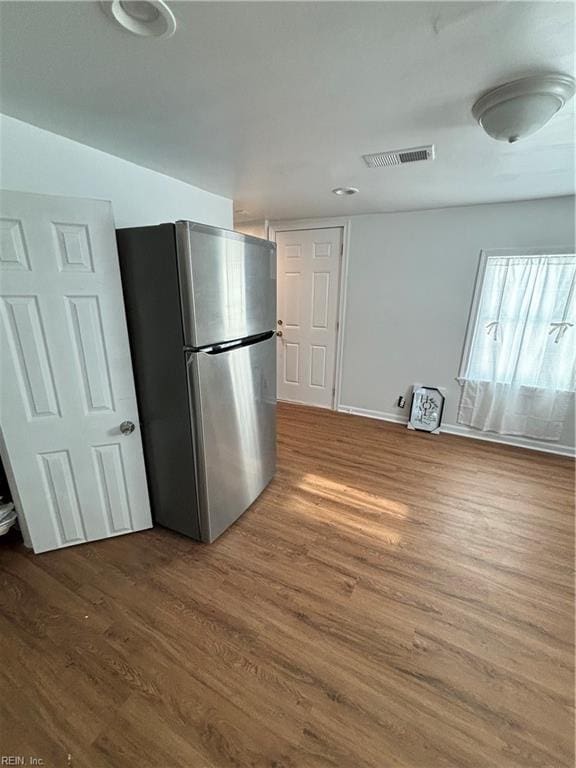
[340,242,344,256]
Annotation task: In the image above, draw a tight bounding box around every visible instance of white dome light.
[472,74,575,143]
[100,1,176,39]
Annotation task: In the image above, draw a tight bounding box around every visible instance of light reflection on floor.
[295,472,409,544]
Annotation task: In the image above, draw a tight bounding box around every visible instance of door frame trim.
[268,217,351,411]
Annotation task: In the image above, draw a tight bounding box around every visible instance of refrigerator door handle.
[186,330,274,356]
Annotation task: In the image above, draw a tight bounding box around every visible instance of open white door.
[276,227,342,408]
[0,190,152,553]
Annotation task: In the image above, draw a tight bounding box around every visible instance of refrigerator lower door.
[186,334,276,542]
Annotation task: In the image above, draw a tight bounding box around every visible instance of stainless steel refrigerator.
[117,221,277,542]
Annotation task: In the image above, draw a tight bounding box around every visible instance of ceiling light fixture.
[332,187,359,196]
[100,0,176,38]
[472,73,575,143]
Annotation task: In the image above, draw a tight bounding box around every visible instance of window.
[458,249,575,441]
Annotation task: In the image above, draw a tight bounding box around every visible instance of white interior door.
[276,227,342,408]
[0,190,152,553]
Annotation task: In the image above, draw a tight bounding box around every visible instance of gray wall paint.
[0,114,233,229]
[340,196,576,450]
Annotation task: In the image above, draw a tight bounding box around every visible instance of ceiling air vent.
[362,145,435,168]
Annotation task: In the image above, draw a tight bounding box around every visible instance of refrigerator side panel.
[176,221,277,347]
[117,224,201,540]
[187,335,276,542]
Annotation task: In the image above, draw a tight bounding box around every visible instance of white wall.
[339,196,575,454]
[0,114,232,229]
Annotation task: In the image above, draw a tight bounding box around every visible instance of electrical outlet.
[397,395,406,409]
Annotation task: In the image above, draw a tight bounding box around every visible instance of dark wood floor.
[0,403,574,768]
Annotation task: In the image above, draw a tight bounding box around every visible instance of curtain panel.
[458,252,576,441]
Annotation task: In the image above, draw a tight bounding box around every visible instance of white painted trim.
[483,246,575,258]
[337,404,575,458]
[338,405,408,424]
[269,216,351,234]
[334,220,351,411]
[278,396,332,410]
[439,422,575,458]
[458,249,487,381]
[269,216,351,412]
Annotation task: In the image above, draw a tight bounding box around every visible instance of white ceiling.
[0,1,574,222]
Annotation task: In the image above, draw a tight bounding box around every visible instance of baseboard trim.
[337,404,575,458]
[278,396,332,410]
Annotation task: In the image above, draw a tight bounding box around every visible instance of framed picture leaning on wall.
[408,385,446,434]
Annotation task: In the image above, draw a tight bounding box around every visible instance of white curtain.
[458,253,576,441]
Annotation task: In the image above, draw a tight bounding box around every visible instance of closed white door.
[0,190,152,553]
[276,227,342,408]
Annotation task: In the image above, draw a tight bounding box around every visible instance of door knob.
[277,319,283,325]
[276,330,283,337]
[120,420,135,436]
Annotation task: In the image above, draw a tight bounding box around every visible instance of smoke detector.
[100,1,176,38]
[362,145,435,168]
[472,74,575,143]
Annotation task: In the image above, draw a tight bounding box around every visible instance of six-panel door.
[0,190,152,553]
[276,227,343,408]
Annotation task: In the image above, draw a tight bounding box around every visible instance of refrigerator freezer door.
[186,335,276,542]
[176,221,277,348]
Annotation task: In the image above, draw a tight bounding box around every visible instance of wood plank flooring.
[0,403,574,768]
